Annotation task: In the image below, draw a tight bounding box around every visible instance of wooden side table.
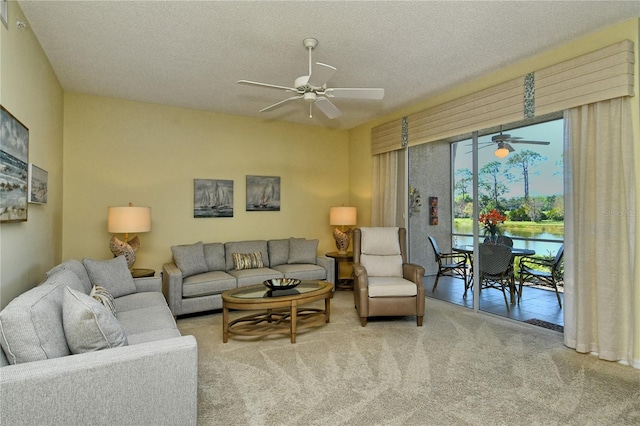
[131,268,155,278]
[325,251,354,290]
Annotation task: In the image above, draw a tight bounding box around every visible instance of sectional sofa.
[0,256,198,426]
[163,238,335,316]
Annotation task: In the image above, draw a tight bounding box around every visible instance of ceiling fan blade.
[324,88,385,100]
[260,95,303,113]
[237,80,298,92]
[509,140,550,145]
[307,62,336,88]
[505,143,515,152]
[315,97,342,119]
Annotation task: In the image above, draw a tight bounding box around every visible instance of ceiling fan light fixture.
[494,145,509,158]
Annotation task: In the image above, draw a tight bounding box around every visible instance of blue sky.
[454,119,564,198]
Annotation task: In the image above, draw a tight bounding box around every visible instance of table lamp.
[107,202,151,269]
[330,206,357,253]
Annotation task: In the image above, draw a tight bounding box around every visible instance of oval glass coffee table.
[222,280,333,344]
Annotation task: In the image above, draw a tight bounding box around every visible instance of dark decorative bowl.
[263,278,301,290]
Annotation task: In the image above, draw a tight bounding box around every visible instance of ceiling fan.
[237,38,384,119]
[474,127,550,157]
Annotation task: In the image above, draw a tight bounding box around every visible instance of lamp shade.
[107,206,151,233]
[330,206,357,226]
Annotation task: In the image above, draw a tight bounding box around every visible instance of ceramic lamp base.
[333,227,353,254]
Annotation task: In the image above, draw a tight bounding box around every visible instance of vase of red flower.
[479,209,507,243]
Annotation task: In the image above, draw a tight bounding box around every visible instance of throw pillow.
[171,241,208,278]
[267,239,289,267]
[83,256,137,298]
[360,227,401,255]
[62,286,128,354]
[232,252,264,270]
[0,270,79,364]
[90,285,117,316]
[287,238,318,264]
[46,259,93,294]
[203,242,226,271]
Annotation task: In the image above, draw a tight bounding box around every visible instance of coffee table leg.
[290,302,297,344]
[325,296,331,323]
[223,305,229,343]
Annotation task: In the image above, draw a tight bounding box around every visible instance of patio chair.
[353,227,425,327]
[518,244,564,307]
[478,243,515,312]
[483,235,513,247]
[428,236,468,293]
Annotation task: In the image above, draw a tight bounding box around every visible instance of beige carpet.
[177,290,640,425]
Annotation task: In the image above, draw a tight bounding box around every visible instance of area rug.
[524,318,564,333]
[178,291,640,425]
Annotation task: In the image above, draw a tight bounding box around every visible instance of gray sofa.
[0,256,198,426]
[163,238,335,316]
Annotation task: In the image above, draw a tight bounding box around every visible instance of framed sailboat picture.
[1,105,29,222]
[246,175,280,211]
[194,179,233,218]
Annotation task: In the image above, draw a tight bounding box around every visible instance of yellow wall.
[0,2,63,309]
[62,93,350,273]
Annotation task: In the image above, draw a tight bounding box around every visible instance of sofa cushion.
[367,277,417,297]
[288,238,318,264]
[117,303,178,341]
[83,256,137,298]
[360,254,403,278]
[90,285,117,316]
[62,286,128,354]
[0,270,80,364]
[360,227,401,255]
[268,239,289,267]
[272,264,327,281]
[171,241,208,278]
[114,291,170,313]
[183,271,237,298]
[228,267,283,287]
[232,252,265,270]
[203,242,226,271]
[46,259,92,294]
[225,240,269,271]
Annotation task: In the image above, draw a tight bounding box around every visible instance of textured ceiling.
[17,1,640,129]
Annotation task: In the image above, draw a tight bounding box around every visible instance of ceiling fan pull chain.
[309,103,313,118]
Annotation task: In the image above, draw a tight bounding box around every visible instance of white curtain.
[372,150,398,227]
[563,97,635,363]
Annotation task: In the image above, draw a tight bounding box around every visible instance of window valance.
[370,39,635,152]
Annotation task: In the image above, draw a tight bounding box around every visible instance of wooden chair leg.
[417,316,423,326]
[431,273,441,292]
[360,317,367,327]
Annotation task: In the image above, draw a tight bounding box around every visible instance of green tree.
[479,161,508,210]
[506,150,548,201]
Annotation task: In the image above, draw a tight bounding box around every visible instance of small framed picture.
[246,175,280,211]
[28,164,48,204]
[194,179,233,218]
[1,0,8,29]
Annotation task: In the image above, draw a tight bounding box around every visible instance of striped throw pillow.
[90,285,117,316]
[232,252,264,271]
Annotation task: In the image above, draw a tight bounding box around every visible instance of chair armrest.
[440,252,468,264]
[0,336,198,426]
[403,262,426,286]
[162,262,184,315]
[315,255,336,285]
[352,262,369,317]
[520,256,553,269]
[134,276,162,293]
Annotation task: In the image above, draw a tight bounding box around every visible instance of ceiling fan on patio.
[236,37,384,119]
[472,127,550,158]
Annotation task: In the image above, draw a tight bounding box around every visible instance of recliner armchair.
[352,227,426,327]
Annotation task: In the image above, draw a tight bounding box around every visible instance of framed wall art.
[1,0,8,29]
[0,105,29,222]
[246,175,280,211]
[194,179,233,218]
[28,163,48,204]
